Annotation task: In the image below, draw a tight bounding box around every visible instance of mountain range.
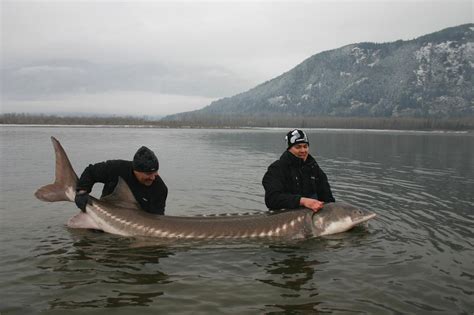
[164,24,473,121]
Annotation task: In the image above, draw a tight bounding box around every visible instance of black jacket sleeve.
[262,161,301,210]
[76,160,118,193]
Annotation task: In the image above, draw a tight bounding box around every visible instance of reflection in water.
[256,244,322,314]
[49,291,164,309]
[34,230,174,310]
[258,248,320,293]
[269,302,323,314]
[257,232,377,314]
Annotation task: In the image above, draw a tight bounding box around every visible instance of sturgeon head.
[310,202,376,236]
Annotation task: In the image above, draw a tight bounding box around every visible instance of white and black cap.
[285,129,309,149]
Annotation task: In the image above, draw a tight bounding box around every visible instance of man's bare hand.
[300,197,324,212]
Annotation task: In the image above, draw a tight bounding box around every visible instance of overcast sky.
[1,0,472,117]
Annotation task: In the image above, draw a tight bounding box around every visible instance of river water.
[1,126,473,314]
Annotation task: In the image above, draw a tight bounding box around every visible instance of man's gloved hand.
[75,190,89,212]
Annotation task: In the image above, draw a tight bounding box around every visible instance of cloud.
[1,0,472,116]
[2,59,252,99]
[1,90,217,116]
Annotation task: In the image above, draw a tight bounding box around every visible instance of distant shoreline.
[1,113,473,131]
[2,124,472,135]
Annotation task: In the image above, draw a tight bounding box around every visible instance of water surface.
[1,126,473,314]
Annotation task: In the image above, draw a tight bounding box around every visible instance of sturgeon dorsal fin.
[100,177,141,211]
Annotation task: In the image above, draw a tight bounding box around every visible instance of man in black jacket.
[74,146,168,215]
[262,129,335,212]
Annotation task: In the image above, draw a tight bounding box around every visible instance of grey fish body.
[35,137,376,240]
[88,196,314,239]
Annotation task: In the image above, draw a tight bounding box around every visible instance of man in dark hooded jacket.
[74,146,168,215]
[262,129,335,212]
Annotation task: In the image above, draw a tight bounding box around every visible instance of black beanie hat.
[285,129,309,149]
[132,146,159,172]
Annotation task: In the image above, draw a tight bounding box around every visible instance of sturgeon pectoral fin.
[67,212,102,230]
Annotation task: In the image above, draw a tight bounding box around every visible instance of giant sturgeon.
[35,137,376,240]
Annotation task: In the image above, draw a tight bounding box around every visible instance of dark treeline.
[1,113,474,131]
[0,113,155,126]
[164,113,474,130]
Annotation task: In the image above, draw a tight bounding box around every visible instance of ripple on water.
[2,127,473,314]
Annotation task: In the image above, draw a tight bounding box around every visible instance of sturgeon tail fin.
[35,137,78,202]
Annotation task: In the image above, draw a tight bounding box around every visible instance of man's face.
[134,170,158,186]
[288,143,309,161]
